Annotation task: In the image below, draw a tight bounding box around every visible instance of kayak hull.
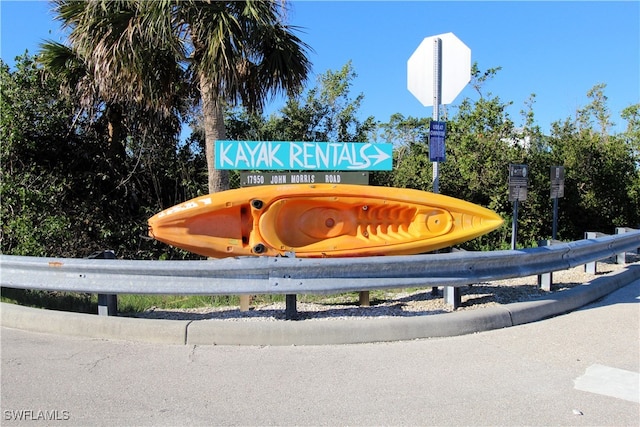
[148,184,503,258]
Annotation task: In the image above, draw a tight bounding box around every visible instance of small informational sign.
[550,166,565,198]
[429,121,446,162]
[215,140,393,171]
[240,171,369,187]
[508,164,528,201]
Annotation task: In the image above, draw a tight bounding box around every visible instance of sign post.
[509,164,528,250]
[408,32,471,194]
[408,33,471,307]
[550,166,565,240]
[431,37,442,193]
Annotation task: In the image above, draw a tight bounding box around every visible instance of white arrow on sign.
[348,144,392,170]
[407,32,471,106]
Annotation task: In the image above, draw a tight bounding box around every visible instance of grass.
[0,287,416,314]
[0,288,258,314]
[1,288,96,313]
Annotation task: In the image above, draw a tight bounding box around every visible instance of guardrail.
[1,229,639,317]
[535,227,639,291]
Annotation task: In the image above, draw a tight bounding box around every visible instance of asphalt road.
[2,279,639,426]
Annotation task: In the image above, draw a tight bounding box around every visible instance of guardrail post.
[615,227,626,264]
[537,240,556,291]
[443,286,460,310]
[628,227,640,254]
[441,248,466,304]
[614,227,638,264]
[87,250,118,316]
[97,294,118,316]
[584,232,599,274]
[285,294,297,320]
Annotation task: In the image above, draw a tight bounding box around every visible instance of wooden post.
[239,295,251,312]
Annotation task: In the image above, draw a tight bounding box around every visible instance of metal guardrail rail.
[1,230,639,295]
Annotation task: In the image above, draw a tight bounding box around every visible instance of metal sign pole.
[508,164,528,251]
[432,37,442,194]
[511,199,519,250]
[550,166,564,241]
[552,196,558,240]
[430,38,444,300]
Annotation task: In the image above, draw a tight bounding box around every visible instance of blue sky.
[2,1,639,135]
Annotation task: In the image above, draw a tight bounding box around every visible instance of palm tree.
[50,0,311,193]
[38,40,128,162]
[43,1,186,164]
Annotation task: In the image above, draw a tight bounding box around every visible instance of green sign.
[240,172,369,187]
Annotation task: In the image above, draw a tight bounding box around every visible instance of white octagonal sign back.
[407,32,471,107]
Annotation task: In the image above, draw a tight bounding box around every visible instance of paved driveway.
[2,279,638,426]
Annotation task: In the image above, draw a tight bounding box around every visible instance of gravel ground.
[133,255,639,322]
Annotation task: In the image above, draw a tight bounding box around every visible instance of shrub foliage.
[2,56,638,258]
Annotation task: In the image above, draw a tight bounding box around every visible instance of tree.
[620,104,640,164]
[575,83,612,138]
[44,2,186,166]
[620,104,640,221]
[374,113,431,189]
[38,32,193,218]
[50,0,311,194]
[379,113,430,148]
[1,56,75,256]
[376,65,525,248]
[440,66,522,205]
[2,53,207,259]
[232,62,376,144]
[542,84,640,239]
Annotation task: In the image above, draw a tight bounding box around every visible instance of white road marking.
[575,364,640,403]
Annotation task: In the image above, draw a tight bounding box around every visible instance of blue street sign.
[429,121,446,162]
[215,141,393,171]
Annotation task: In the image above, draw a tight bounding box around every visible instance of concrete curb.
[505,264,640,326]
[2,264,639,346]
[1,303,189,345]
[185,305,513,346]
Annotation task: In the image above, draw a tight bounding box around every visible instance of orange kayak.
[148,184,503,258]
